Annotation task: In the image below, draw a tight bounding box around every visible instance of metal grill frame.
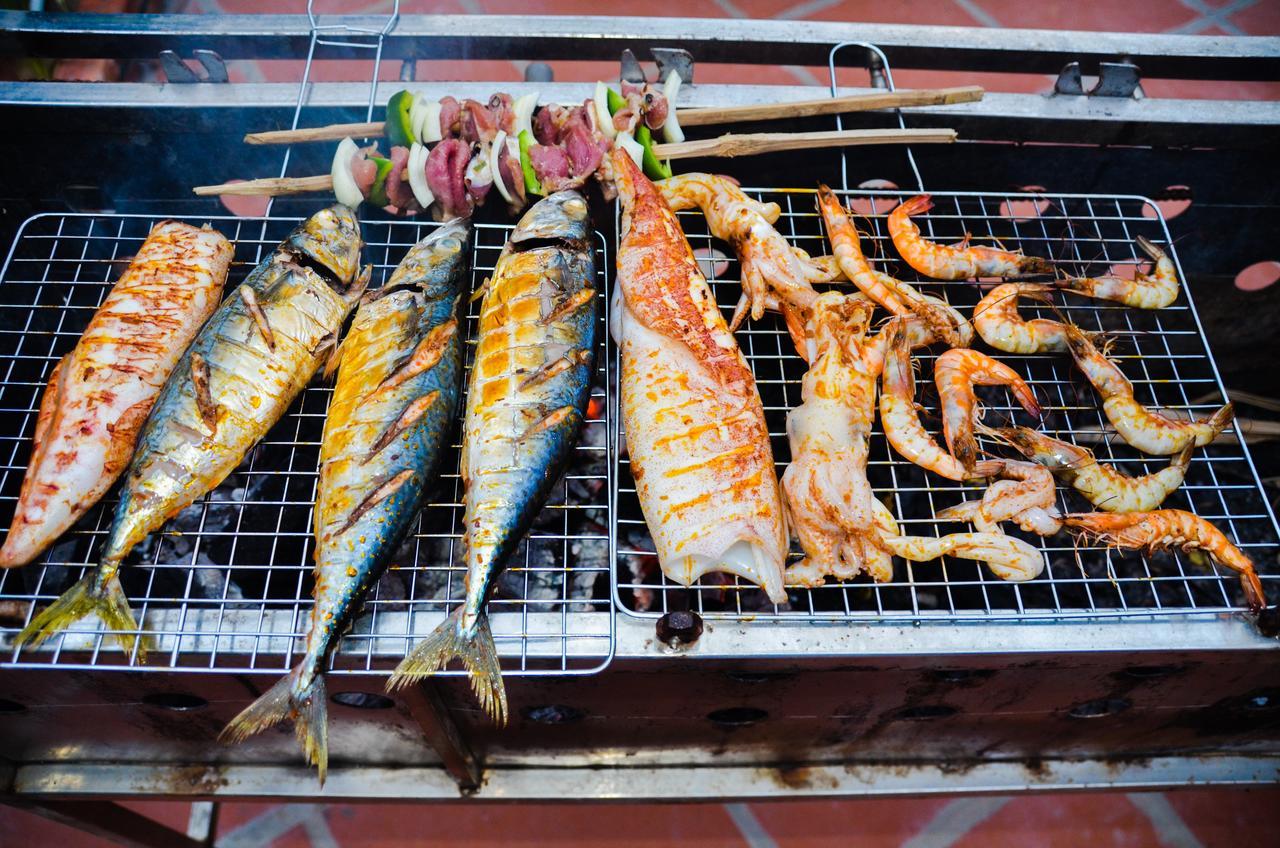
[611,185,1280,623]
[0,210,616,677]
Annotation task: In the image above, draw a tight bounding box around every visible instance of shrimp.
[880,319,1003,481]
[656,173,820,325]
[862,296,973,376]
[984,424,1192,512]
[1059,236,1179,309]
[1063,510,1266,614]
[816,185,966,347]
[934,348,1042,472]
[1061,323,1234,455]
[935,459,1063,536]
[888,195,1054,280]
[781,294,886,587]
[879,531,1045,582]
[973,283,1075,354]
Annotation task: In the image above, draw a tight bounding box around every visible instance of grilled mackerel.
[0,221,230,569]
[388,192,597,721]
[220,221,469,783]
[17,206,366,659]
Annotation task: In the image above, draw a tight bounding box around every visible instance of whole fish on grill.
[0,221,231,569]
[219,221,470,783]
[387,192,597,721]
[612,148,788,602]
[16,206,367,659]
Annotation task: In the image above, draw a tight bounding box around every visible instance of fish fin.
[220,666,329,785]
[344,264,372,307]
[239,285,276,351]
[15,573,148,660]
[320,333,344,380]
[387,607,507,724]
[190,352,220,433]
[335,469,415,536]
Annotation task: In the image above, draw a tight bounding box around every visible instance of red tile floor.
[3,789,1280,846]
[6,1,1279,845]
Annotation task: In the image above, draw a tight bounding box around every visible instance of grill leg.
[2,799,209,848]
[397,680,482,791]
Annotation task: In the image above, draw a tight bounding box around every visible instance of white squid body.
[614,149,788,602]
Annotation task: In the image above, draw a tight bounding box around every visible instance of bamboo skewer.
[652,128,956,160]
[195,127,957,197]
[241,86,983,146]
[675,85,983,127]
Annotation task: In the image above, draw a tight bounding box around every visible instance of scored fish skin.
[220,220,470,785]
[16,205,366,659]
[389,191,597,722]
[0,221,231,569]
[612,148,788,603]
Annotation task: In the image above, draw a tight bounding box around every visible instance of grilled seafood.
[934,348,1042,473]
[861,295,973,375]
[1059,236,1179,310]
[655,172,821,326]
[389,193,596,722]
[888,195,1053,280]
[880,319,1002,481]
[1061,323,1233,455]
[984,424,1191,513]
[781,293,886,587]
[16,206,366,658]
[972,283,1075,354]
[615,150,788,602]
[221,222,469,783]
[0,221,230,569]
[816,185,965,347]
[873,495,1044,582]
[936,459,1063,536]
[1063,510,1266,614]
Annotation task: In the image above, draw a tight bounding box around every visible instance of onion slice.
[419,100,443,144]
[512,92,539,140]
[594,81,617,140]
[615,131,644,168]
[488,130,513,204]
[661,70,685,144]
[331,137,364,208]
[407,142,435,210]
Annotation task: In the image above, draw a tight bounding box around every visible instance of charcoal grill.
[0,10,1278,844]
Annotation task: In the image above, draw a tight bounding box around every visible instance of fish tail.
[387,607,507,724]
[15,573,148,660]
[219,666,330,784]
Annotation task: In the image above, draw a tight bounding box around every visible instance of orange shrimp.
[1063,510,1266,614]
[888,195,1054,280]
[934,348,1042,472]
[1058,236,1179,310]
[973,283,1075,354]
[816,185,965,347]
[1061,323,1234,455]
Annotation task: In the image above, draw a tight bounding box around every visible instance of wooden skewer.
[675,85,983,127]
[242,86,983,146]
[652,127,956,160]
[196,127,956,197]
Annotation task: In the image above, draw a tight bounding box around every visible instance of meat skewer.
[241,85,983,145]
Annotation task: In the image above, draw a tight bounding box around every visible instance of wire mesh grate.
[612,187,1280,622]
[0,212,614,675]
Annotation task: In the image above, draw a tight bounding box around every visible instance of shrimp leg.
[888,195,1054,280]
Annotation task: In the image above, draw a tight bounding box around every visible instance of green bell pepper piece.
[518,130,543,197]
[385,90,417,148]
[366,155,395,207]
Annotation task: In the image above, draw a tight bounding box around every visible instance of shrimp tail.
[387,606,508,724]
[1208,402,1235,436]
[15,573,148,660]
[220,665,329,785]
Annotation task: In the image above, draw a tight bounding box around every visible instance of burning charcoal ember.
[497,536,563,608]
